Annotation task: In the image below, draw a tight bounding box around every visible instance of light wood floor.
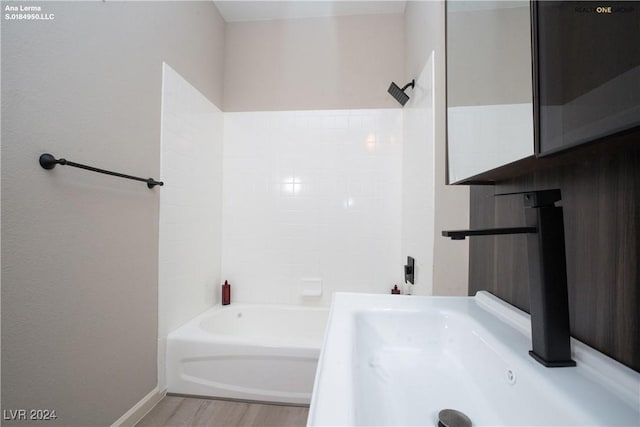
[136,395,309,427]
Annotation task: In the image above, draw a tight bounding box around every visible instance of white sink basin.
[308,292,640,426]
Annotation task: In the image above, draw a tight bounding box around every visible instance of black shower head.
[387,79,415,106]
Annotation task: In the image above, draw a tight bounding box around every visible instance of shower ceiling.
[214,1,407,22]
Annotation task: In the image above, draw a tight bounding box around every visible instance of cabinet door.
[446,0,534,183]
[534,1,640,156]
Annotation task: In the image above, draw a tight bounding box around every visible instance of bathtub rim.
[167,302,330,349]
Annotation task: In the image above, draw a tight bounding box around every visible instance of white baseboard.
[111,386,167,427]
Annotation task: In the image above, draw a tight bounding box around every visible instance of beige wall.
[1,2,225,425]
[447,4,532,107]
[223,13,405,111]
[404,1,470,296]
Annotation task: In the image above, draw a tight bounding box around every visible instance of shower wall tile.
[401,55,436,296]
[222,109,403,305]
[158,63,224,386]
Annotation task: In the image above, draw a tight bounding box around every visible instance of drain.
[438,409,472,427]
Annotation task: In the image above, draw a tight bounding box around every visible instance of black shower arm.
[401,80,415,91]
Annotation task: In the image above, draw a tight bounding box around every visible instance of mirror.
[446,0,534,183]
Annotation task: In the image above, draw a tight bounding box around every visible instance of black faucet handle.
[494,189,561,208]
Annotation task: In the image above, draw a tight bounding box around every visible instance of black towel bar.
[39,153,164,189]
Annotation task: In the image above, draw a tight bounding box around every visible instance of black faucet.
[443,189,575,368]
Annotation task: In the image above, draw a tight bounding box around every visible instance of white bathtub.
[166,303,329,405]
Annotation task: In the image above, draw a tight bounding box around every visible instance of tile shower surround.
[222,110,403,305]
[159,64,224,387]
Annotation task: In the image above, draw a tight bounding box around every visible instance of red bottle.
[391,285,401,295]
[222,280,231,305]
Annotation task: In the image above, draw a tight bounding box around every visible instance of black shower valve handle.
[404,256,415,285]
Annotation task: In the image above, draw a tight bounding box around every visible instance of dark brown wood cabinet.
[447,1,640,184]
[460,2,640,372]
[533,1,640,156]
